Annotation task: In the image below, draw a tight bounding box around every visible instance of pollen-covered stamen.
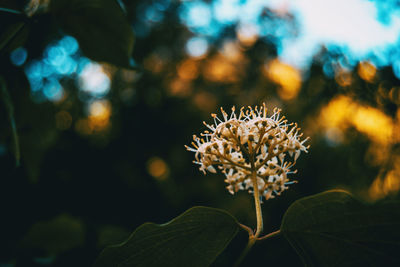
[184,145,197,152]
[220,107,229,121]
[211,113,223,126]
[262,103,267,117]
[230,106,236,119]
[238,107,246,120]
[203,121,216,131]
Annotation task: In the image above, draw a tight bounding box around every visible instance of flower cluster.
[185,104,309,200]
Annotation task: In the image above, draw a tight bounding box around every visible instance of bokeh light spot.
[203,54,241,83]
[353,106,393,144]
[193,91,217,112]
[55,57,77,75]
[75,100,112,135]
[89,101,110,118]
[335,68,353,87]
[220,41,243,62]
[213,0,239,24]
[145,6,164,22]
[168,78,192,97]
[319,95,394,145]
[186,37,208,58]
[23,35,87,103]
[147,157,169,180]
[87,100,112,132]
[78,63,111,97]
[236,23,259,47]
[143,53,165,73]
[42,79,64,102]
[177,59,199,80]
[10,47,28,66]
[358,61,376,82]
[369,156,400,200]
[265,59,302,100]
[44,45,67,67]
[180,2,212,28]
[58,35,79,55]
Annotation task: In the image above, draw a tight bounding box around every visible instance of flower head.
[185,103,310,200]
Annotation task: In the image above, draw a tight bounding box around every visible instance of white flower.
[185,103,309,200]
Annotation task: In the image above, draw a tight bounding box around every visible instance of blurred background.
[1,0,400,266]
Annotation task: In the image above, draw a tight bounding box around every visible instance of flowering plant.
[185,103,309,263]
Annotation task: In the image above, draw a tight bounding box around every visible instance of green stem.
[0,77,20,166]
[234,236,257,267]
[234,168,264,266]
[0,7,23,15]
[250,159,263,238]
[257,229,281,241]
[246,138,264,237]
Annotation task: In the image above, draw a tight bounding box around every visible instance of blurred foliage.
[22,214,85,256]
[0,0,400,266]
[50,0,135,68]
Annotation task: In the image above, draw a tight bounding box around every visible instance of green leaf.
[50,0,134,68]
[281,190,400,267]
[0,2,28,54]
[94,206,239,267]
[0,19,29,54]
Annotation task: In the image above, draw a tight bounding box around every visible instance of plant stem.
[234,236,256,267]
[251,169,263,238]
[234,168,264,266]
[0,77,20,166]
[234,228,281,266]
[238,223,253,236]
[257,229,281,241]
[235,140,265,266]
[0,7,23,15]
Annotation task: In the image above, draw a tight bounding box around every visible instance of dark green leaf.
[50,0,134,68]
[94,206,239,267]
[0,1,28,54]
[97,225,130,248]
[281,190,400,267]
[0,19,29,54]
